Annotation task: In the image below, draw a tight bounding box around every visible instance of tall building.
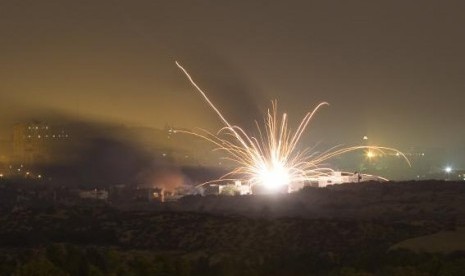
[0,138,10,177]
[12,121,70,165]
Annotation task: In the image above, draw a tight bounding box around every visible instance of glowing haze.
[176,62,410,191]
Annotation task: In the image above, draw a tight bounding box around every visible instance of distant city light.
[445,166,452,173]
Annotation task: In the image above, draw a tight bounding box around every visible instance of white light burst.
[176,61,410,192]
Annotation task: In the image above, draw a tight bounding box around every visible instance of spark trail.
[175,61,410,192]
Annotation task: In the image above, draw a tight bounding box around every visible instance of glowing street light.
[445,166,452,173]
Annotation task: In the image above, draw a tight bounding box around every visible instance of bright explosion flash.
[175,61,410,192]
[258,164,290,191]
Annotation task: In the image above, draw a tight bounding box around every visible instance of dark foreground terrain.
[2,181,465,275]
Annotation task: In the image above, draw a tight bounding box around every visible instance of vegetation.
[2,244,465,275]
[1,181,465,275]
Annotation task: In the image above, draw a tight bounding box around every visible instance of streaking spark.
[175,61,410,192]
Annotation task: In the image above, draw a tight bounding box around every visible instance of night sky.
[1,0,465,149]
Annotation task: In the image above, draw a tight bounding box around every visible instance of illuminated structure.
[200,181,252,196]
[12,121,70,165]
[0,143,8,178]
[198,172,387,195]
[300,171,387,188]
[78,189,109,200]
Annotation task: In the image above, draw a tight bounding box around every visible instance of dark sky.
[1,0,464,148]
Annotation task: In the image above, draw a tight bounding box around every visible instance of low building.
[200,181,252,196]
[78,189,109,200]
[302,171,388,188]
